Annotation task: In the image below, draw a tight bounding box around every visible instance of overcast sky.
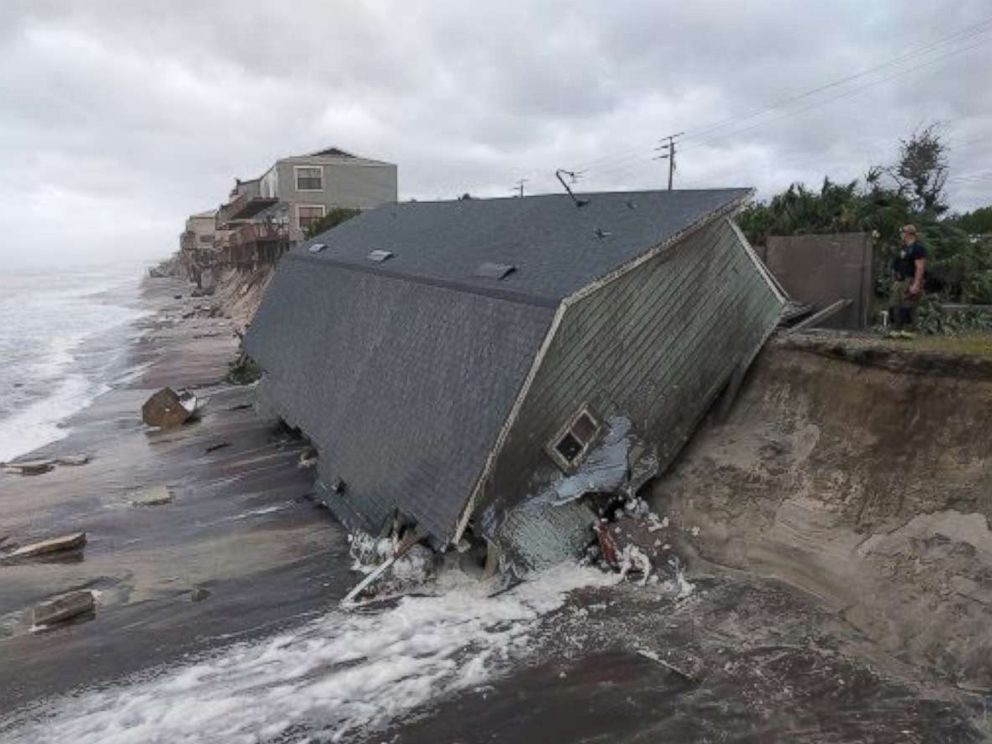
[0,1,989,268]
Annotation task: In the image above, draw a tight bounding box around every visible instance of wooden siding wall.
[476,217,783,531]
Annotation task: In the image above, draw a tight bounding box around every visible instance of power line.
[509,13,992,193]
[588,31,992,186]
[679,35,992,154]
[678,15,992,146]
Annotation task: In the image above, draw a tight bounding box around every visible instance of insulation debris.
[490,416,662,577]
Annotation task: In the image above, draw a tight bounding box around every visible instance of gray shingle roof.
[245,255,554,544]
[295,188,752,302]
[247,188,753,546]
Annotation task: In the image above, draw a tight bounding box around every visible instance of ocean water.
[0,565,616,743]
[0,263,151,462]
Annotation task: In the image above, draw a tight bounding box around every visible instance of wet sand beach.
[0,277,988,742]
[0,278,352,709]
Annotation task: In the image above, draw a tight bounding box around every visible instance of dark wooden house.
[245,189,785,571]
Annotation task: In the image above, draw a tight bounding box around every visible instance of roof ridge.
[291,252,560,308]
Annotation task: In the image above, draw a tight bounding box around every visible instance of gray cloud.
[0,0,989,267]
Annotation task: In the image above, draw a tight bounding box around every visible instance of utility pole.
[513,179,527,198]
[654,132,684,190]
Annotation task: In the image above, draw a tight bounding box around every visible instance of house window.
[295,166,323,191]
[298,205,326,233]
[548,408,601,471]
[198,234,214,244]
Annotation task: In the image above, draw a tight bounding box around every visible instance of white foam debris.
[663,557,696,599]
[389,544,434,584]
[0,564,617,744]
[646,513,669,533]
[619,545,652,586]
[347,530,394,574]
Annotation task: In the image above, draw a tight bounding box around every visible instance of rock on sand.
[33,591,96,626]
[131,486,174,507]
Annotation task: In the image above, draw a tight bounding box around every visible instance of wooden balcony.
[228,222,289,247]
[216,193,279,227]
[223,222,291,268]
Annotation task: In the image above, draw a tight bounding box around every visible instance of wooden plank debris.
[4,532,87,560]
[340,528,427,608]
[636,649,697,682]
[142,387,206,429]
[33,591,95,626]
[784,299,853,335]
[1,460,54,476]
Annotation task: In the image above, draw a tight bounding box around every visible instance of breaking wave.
[0,565,616,743]
[0,265,149,462]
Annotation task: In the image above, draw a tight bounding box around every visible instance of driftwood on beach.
[2,531,87,561]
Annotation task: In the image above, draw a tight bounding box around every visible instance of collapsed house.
[245,189,785,575]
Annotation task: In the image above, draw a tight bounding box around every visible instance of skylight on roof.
[308,243,327,254]
[367,250,394,262]
[475,262,516,280]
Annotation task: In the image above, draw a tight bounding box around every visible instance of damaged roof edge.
[726,217,790,305]
[565,189,756,306]
[450,196,765,548]
[451,300,569,546]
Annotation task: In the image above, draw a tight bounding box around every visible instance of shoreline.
[0,275,352,711]
[0,273,987,742]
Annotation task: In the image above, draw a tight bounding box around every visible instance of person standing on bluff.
[889,224,927,327]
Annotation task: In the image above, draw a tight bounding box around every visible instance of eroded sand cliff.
[654,333,992,693]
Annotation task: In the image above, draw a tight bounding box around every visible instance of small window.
[554,432,584,462]
[548,408,601,471]
[198,234,214,244]
[571,411,597,441]
[367,250,394,262]
[296,166,323,191]
[475,262,516,280]
[298,205,326,232]
[308,243,327,254]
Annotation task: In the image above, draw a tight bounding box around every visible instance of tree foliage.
[950,205,992,236]
[887,123,949,217]
[304,207,362,239]
[739,125,992,305]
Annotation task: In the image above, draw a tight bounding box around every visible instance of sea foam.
[0,565,616,743]
[0,265,149,461]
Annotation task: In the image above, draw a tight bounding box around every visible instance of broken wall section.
[474,217,783,562]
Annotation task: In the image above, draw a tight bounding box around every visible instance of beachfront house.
[216,148,397,267]
[178,209,221,288]
[245,189,785,573]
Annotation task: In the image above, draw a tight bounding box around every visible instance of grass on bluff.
[879,332,992,359]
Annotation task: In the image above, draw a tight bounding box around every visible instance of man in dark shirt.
[889,224,927,327]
